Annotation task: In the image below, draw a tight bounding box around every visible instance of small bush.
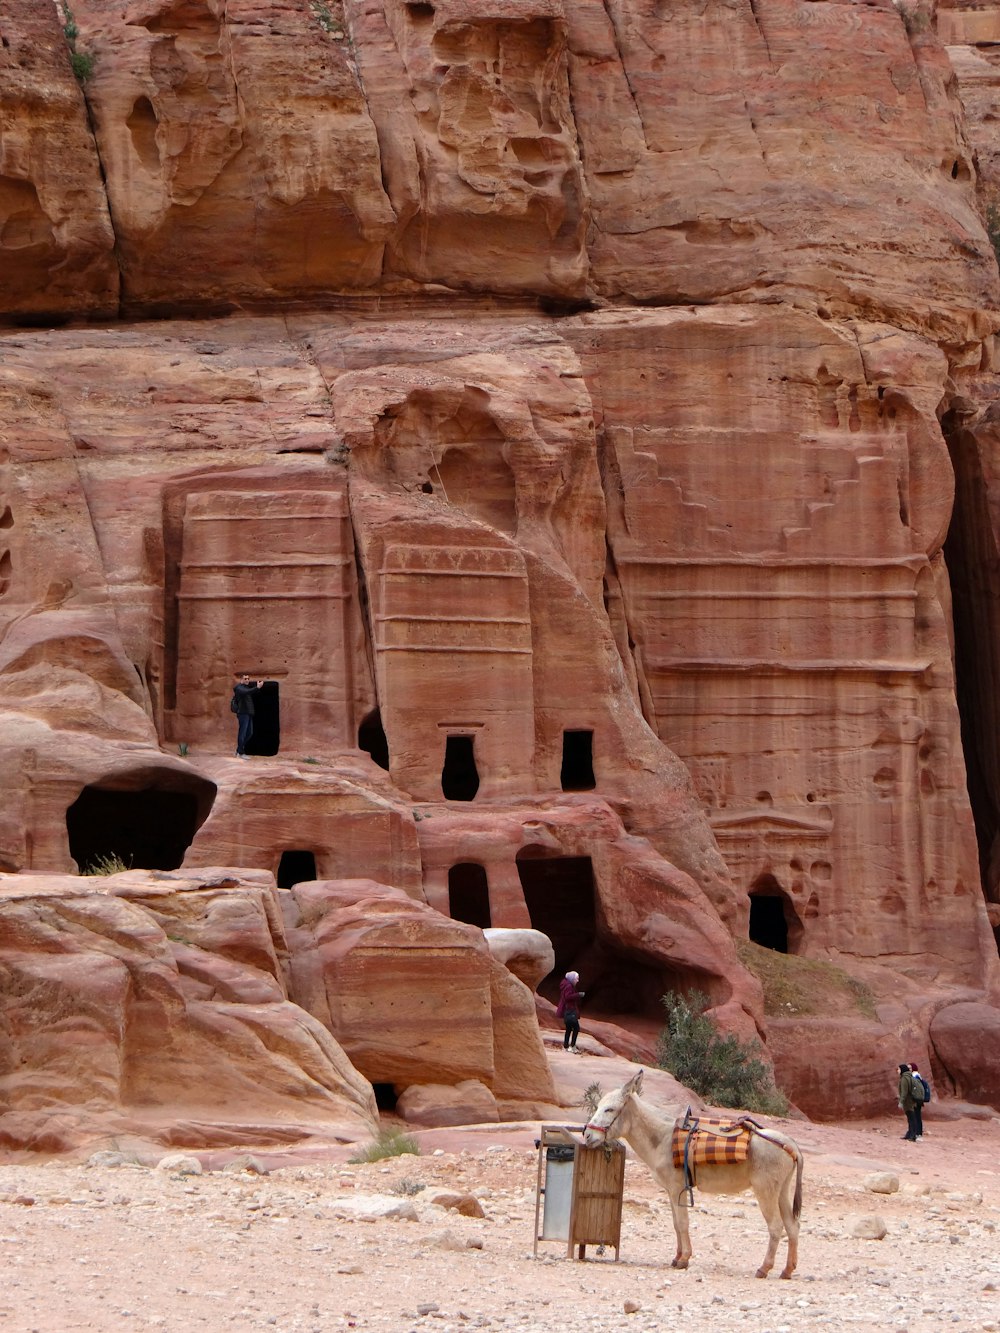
[310,0,346,39]
[656,990,789,1116]
[390,1178,426,1196]
[348,1128,421,1164]
[61,4,96,84]
[581,1082,604,1116]
[83,852,131,876]
[70,50,95,82]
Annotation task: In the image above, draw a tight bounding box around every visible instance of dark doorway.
[561,730,595,791]
[246,681,280,756]
[372,1083,398,1111]
[748,874,801,953]
[67,775,215,873]
[358,708,389,770]
[749,895,788,952]
[442,734,479,800]
[516,848,708,1020]
[448,862,491,928]
[277,849,317,888]
[517,851,596,977]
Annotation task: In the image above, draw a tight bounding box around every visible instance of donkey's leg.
[749,1180,783,1279]
[667,1190,693,1269]
[777,1169,800,1279]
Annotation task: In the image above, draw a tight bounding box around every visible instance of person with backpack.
[897,1062,922,1141]
[909,1061,931,1139]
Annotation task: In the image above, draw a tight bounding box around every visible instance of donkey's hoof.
[671,1258,689,1270]
[779,1269,794,1280]
[755,1267,770,1279]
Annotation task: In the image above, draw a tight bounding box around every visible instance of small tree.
[656,990,788,1116]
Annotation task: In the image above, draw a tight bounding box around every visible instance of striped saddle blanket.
[671,1112,754,1171]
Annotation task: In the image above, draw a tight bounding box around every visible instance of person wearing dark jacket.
[232,673,263,758]
[556,971,585,1052]
[897,1063,920,1141]
[909,1061,928,1140]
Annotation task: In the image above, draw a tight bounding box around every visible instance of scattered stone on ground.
[1,1113,998,1330]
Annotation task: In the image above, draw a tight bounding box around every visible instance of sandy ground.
[2,1043,999,1333]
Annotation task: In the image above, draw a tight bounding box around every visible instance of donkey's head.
[582,1069,643,1146]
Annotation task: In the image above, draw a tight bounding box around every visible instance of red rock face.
[0,869,381,1155]
[0,0,117,319]
[1,0,1000,1133]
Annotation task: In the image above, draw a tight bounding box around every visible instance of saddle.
[671,1108,757,1203]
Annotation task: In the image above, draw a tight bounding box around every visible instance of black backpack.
[911,1073,927,1104]
[230,693,239,714]
[916,1074,931,1103]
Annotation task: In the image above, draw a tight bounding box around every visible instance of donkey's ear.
[624,1069,644,1097]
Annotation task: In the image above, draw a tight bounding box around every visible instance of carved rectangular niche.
[374,543,534,799]
[164,475,362,752]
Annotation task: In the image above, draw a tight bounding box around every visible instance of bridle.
[584,1099,625,1142]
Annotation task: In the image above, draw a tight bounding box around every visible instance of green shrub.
[70,50,95,82]
[310,0,346,40]
[61,5,96,83]
[348,1128,421,1164]
[83,852,131,876]
[656,990,789,1116]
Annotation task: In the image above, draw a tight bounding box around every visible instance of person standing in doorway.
[232,673,263,758]
[557,970,585,1052]
[897,1062,920,1141]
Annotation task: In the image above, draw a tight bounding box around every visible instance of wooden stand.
[532,1125,626,1261]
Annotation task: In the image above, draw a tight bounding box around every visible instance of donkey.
[582,1070,804,1279]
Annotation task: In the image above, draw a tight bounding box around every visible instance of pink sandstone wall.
[2,0,1000,1130]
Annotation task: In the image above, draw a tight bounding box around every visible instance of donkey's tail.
[792,1143,804,1220]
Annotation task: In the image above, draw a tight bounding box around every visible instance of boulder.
[285,879,556,1106]
[330,1195,419,1222]
[931,1003,1000,1110]
[849,1215,888,1241]
[864,1173,900,1196]
[396,1080,499,1129]
[483,928,554,991]
[0,869,378,1155]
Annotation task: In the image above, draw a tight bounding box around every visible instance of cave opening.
[66,771,216,873]
[358,707,390,771]
[516,848,701,1023]
[942,408,1000,951]
[748,874,802,954]
[277,849,317,888]
[749,895,788,953]
[560,729,595,791]
[517,851,597,974]
[245,681,280,756]
[372,1083,398,1111]
[442,734,479,801]
[448,862,491,928]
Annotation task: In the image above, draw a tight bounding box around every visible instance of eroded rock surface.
[2,0,1000,1137]
[0,867,567,1154]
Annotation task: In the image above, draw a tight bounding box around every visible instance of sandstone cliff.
[2,0,1000,1143]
